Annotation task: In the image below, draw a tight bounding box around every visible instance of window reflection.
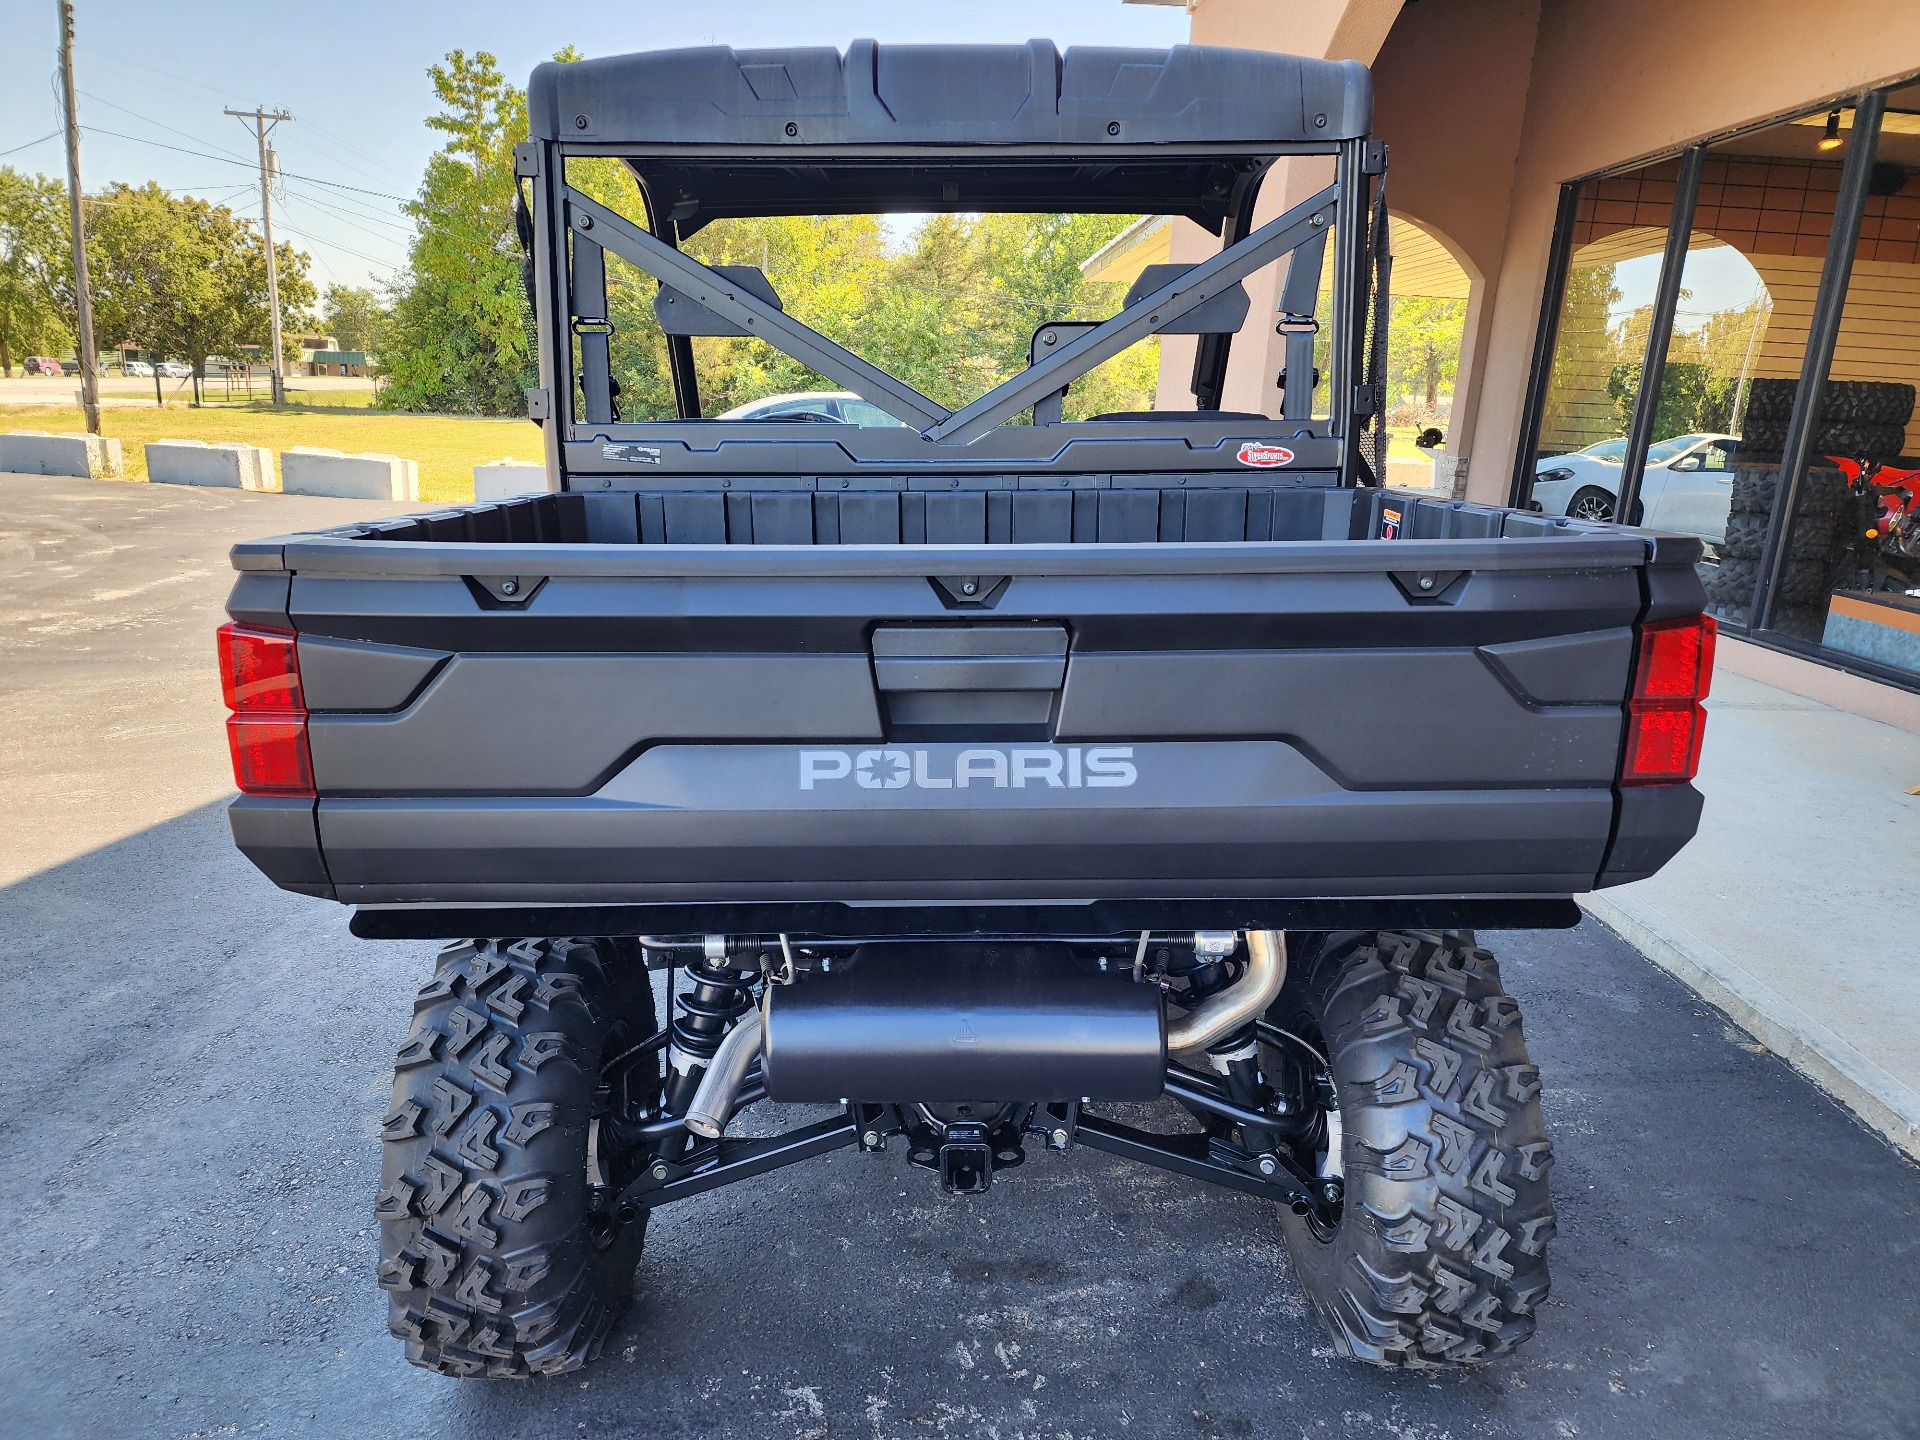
[1529,169,1679,525]
[1773,84,1920,674]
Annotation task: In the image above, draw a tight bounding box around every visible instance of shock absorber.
[660,936,758,1158]
[1182,932,1289,1152]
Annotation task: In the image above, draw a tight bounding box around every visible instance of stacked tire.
[1704,464,1851,638]
[1738,379,1915,463]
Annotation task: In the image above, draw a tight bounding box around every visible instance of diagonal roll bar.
[922,185,1339,445]
[562,188,951,431]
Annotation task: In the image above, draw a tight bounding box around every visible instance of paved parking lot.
[3,472,1918,1440]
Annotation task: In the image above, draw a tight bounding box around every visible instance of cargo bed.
[224,486,1707,934]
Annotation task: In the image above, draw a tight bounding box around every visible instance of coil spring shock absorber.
[660,937,758,1158]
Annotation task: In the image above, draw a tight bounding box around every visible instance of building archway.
[1538,216,1776,462]
[1383,212,1478,487]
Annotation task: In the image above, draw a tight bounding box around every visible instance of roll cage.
[513,42,1388,490]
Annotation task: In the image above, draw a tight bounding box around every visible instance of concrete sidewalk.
[1585,668,1920,1158]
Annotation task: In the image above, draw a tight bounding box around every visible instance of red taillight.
[217,622,314,797]
[226,716,315,795]
[217,621,303,713]
[1621,614,1716,786]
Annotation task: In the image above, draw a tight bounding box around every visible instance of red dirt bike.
[1828,455,1920,594]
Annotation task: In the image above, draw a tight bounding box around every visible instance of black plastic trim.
[349,897,1582,940]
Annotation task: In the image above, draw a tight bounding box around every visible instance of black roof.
[528,42,1369,233]
[529,41,1368,148]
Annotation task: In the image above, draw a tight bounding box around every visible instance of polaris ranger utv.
[217,41,1715,1377]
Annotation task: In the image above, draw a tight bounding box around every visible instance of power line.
[75,40,416,190]
[277,180,414,237]
[78,124,411,202]
[0,130,63,158]
[74,42,246,101]
[76,89,255,164]
[268,223,400,272]
[295,120,416,185]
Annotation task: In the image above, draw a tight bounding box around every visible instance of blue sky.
[1,1,1190,294]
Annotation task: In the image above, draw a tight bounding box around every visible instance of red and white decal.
[1235,441,1296,469]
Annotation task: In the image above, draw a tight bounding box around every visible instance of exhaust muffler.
[760,943,1166,1104]
[683,932,1289,1136]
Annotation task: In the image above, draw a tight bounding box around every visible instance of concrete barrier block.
[0,430,124,479]
[281,448,419,501]
[473,459,551,502]
[146,439,279,491]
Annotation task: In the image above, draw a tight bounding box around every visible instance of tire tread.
[1280,931,1555,1369]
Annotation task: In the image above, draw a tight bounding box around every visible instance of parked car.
[1532,437,1629,497]
[21,356,65,377]
[1531,432,1740,540]
[59,358,107,376]
[217,40,1717,1385]
[719,390,908,426]
[122,360,155,378]
[156,360,192,379]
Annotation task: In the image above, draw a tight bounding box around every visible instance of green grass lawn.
[9,403,1446,501]
[8,402,540,503]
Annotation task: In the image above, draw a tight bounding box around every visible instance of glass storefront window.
[1528,163,1679,524]
[1524,78,1920,691]
[1773,82,1920,677]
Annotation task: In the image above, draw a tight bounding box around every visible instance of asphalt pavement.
[3,471,1918,1440]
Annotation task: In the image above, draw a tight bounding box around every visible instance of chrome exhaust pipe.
[683,1004,764,1139]
[1166,930,1287,1054]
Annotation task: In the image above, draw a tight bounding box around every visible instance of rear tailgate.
[224,491,1707,914]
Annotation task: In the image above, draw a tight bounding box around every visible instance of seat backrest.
[1122,264,1251,335]
[654,265,784,336]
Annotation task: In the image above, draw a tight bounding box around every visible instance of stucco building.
[1124,0,1920,714]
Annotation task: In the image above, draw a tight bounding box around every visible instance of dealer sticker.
[1235,441,1296,468]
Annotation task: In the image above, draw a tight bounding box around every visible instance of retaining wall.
[473,460,551,502]
[146,439,278,491]
[0,431,124,479]
[281,448,419,501]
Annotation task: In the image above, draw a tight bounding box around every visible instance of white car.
[1531,433,1740,541]
[156,361,192,379]
[717,390,906,426]
[1532,437,1629,498]
[122,360,154,378]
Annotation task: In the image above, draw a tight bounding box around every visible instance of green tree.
[1539,261,1623,455]
[86,181,314,398]
[0,168,71,377]
[380,40,1155,422]
[1608,358,1724,442]
[381,49,535,414]
[855,210,1154,417]
[1386,295,1465,410]
[320,283,390,356]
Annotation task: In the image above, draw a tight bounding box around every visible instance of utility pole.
[226,106,293,405]
[56,0,100,434]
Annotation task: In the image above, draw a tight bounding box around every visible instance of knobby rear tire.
[375,937,656,1377]
[1276,931,1556,1367]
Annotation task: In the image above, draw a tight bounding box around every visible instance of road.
[2,471,1917,1440]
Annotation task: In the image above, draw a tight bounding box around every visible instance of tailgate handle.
[871,625,1067,692]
